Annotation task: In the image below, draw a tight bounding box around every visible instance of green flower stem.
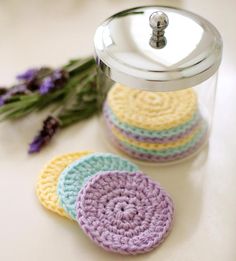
[64,57,95,77]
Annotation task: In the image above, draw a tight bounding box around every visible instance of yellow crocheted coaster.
[107,84,198,131]
[36,151,91,219]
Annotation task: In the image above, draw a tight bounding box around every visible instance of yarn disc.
[36,151,91,218]
[76,171,174,255]
[57,153,139,220]
[107,84,197,130]
[103,102,201,140]
[109,120,204,150]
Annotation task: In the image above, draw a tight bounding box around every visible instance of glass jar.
[94,6,223,164]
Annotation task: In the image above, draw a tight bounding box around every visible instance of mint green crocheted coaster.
[116,121,208,157]
[57,153,139,220]
[105,103,200,138]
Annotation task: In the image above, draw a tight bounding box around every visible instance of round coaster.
[105,113,201,143]
[36,151,91,218]
[110,121,203,150]
[76,171,174,255]
[104,102,201,140]
[110,131,207,162]
[112,122,207,157]
[57,153,139,220]
[107,84,197,130]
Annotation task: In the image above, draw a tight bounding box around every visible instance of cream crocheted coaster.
[36,151,91,218]
[107,84,197,131]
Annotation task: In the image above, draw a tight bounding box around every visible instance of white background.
[0,0,235,260]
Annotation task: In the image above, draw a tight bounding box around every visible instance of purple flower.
[0,97,4,107]
[28,116,59,153]
[39,69,68,95]
[53,69,63,80]
[0,84,28,106]
[39,77,55,94]
[16,68,38,81]
[0,67,68,107]
[8,84,28,95]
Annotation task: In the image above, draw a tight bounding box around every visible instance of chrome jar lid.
[94,6,222,91]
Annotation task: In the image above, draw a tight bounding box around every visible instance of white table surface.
[0,0,235,260]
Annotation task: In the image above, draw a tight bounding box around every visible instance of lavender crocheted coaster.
[76,171,174,255]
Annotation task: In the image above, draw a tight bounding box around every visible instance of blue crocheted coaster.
[57,153,139,220]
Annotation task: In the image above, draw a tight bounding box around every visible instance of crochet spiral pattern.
[76,171,174,255]
[107,84,197,130]
[36,151,175,255]
[57,153,139,220]
[103,84,208,163]
[36,151,91,218]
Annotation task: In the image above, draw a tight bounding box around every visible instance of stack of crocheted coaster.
[103,84,208,163]
[36,151,175,255]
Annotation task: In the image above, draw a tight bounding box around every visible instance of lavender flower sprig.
[28,69,98,153]
[0,67,54,107]
[29,116,59,153]
[0,57,96,118]
[0,57,104,154]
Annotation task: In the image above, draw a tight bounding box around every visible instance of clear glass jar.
[94,6,222,164]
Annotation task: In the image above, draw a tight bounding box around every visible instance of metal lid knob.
[149,11,169,49]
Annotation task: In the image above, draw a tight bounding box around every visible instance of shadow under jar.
[94,6,223,165]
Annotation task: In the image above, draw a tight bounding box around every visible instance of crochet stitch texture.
[107,83,197,130]
[57,153,139,220]
[104,103,201,141]
[76,171,174,255]
[36,151,91,218]
[110,132,207,162]
[103,84,208,163]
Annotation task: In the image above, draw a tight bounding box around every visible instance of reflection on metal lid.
[94,6,223,91]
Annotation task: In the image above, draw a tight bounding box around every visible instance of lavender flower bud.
[16,68,38,81]
[39,69,68,95]
[0,97,4,106]
[8,84,28,95]
[39,77,55,94]
[0,84,28,106]
[28,116,59,153]
[16,67,54,92]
